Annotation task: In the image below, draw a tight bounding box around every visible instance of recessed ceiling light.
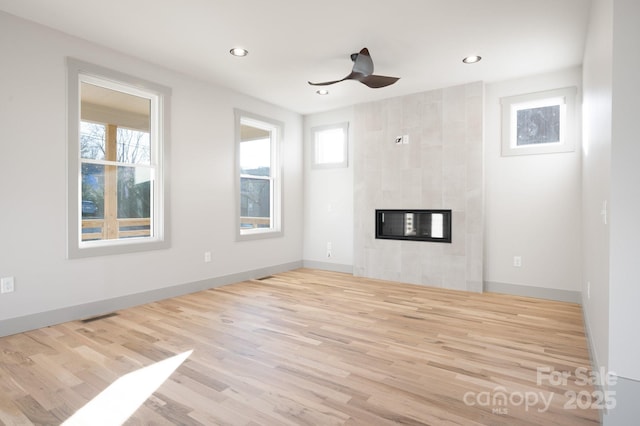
[230,47,248,57]
[316,89,329,95]
[462,55,482,64]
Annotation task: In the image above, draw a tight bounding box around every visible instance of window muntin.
[235,110,282,239]
[501,87,576,156]
[67,58,170,257]
[311,122,348,168]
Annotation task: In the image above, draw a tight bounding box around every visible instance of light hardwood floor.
[0,269,600,425]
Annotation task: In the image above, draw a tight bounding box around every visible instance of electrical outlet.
[204,252,212,263]
[327,242,332,258]
[1,277,15,294]
[513,256,522,267]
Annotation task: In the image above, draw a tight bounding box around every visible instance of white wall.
[0,12,303,327]
[484,68,583,294]
[302,107,354,272]
[582,1,640,422]
[581,0,612,382]
[609,0,640,381]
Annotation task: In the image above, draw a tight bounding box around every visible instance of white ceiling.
[0,0,592,115]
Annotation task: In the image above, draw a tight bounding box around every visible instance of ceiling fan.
[308,47,400,89]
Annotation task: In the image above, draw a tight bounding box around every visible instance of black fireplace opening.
[375,209,452,243]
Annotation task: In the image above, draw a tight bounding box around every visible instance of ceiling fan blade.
[351,47,374,76]
[308,71,365,86]
[308,78,347,86]
[359,74,400,88]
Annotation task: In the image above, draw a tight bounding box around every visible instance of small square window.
[311,122,349,168]
[501,87,576,156]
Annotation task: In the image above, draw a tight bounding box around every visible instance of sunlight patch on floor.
[62,350,193,425]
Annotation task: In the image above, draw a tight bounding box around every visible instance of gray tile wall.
[353,82,483,292]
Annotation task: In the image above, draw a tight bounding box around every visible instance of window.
[311,122,348,168]
[67,58,170,258]
[235,110,283,240]
[501,87,576,156]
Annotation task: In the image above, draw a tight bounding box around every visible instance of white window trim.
[501,87,577,156]
[235,109,283,241]
[311,122,349,169]
[67,58,171,258]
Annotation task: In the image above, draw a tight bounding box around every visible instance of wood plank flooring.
[0,269,600,425]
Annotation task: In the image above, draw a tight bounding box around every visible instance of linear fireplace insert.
[375,209,452,243]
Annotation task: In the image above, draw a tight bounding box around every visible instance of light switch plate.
[1,277,15,294]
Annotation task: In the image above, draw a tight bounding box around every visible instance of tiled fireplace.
[353,82,483,292]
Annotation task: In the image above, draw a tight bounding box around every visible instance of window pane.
[516,105,560,146]
[117,128,151,165]
[240,177,271,229]
[82,163,104,218]
[316,128,345,164]
[81,163,104,241]
[240,138,270,176]
[117,165,151,219]
[80,121,106,160]
[118,165,151,239]
[80,163,152,242]
[311,122,348,168]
